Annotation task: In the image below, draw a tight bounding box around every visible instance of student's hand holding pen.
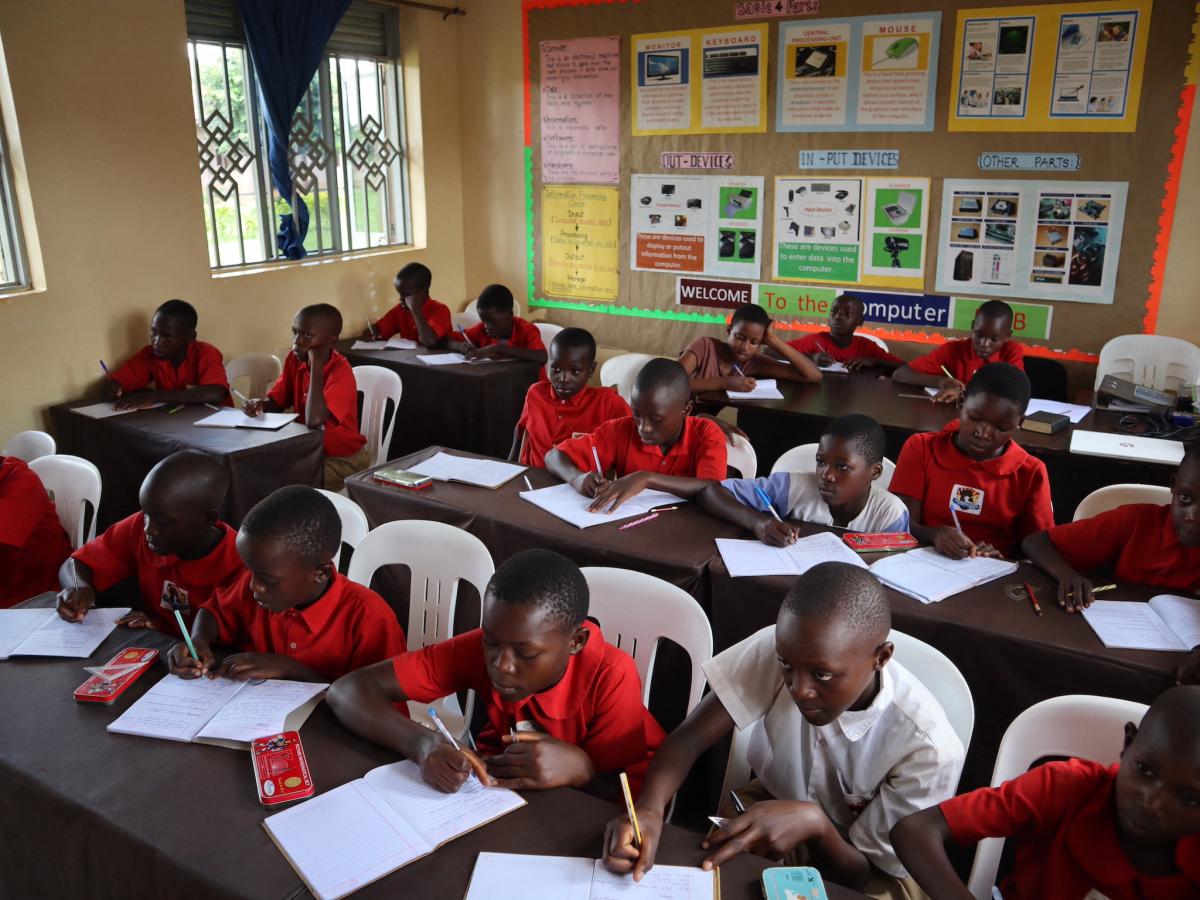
[1057,573,1095,613]
[587,472,650,513]
[571,471,609,498]
[722,374,757,393]
[698,799,827,870]
[418,738,492,792]
[603,806,664,881]
[753,517,800,547]
[487,732,594,789]
[55,583,96,622]
[167,637,215,679]
[932,377,965,404]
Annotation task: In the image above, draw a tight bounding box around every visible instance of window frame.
[0,93,29,292]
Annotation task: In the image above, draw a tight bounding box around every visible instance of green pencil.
[174,609,203,670]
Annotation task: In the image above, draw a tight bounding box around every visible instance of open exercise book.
[717,531,866,578]
[408,451,526,489]
[726,378,784,400]
[350,337,418,350]
[106,675,326,749]
[464,853,717,900]
[520,483,683,529]
[0,607,129,659]
[869,548,1017,604]
[1082,595,1200,652]
[194,409,298,430]
[73,401,165,418]
[263,760,525,900]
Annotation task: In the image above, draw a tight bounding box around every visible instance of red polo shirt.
[374,297,453,343]
[890,422,1053,556]
[1047,503,1200,593]
[391,620,664,791]
[555,415,727,481]
[462,316,545,351]
[787,332,901,365]
[203,571,407,682]
[941,758,1200,900]
[71,514,243,632]
[517,383,631,468]
[110,341,230,398]
[907,337,1024,382]
[0,456,72,607]
[266,351,366,458]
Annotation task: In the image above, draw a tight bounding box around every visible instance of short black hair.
[822,414,885,466]
[397,262,432,290]
[299,302,343,336]
[1183,440,1200,468]
[975,300,1014,326]
[551,327,597,360]
[633,357,691,405]
[782,562,890,642]
[475,284,515,313]
[731,304,771,328]
[240,485,340,567]
[965,362,1031,413]
[487,548,588,631]
[155,299,198,331]
[1136,684,1200,749]
[143,449,229,509]
[835,293,866,315]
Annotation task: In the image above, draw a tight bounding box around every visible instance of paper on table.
[195,679,327,743]
[0,609,56,659]
[924,386,940,397]
[716,531,867,578]
[589,861,715,899]
[194,409,298,430]
[408,452,526,489]
[417,352,470,366]
[386,336,418,350]
[73,401,165,418]
[8,606,130,657]
[1152,595,1200,649]
[519,483,682,529]
[107,675,245,742]
[1081,601,1190,651]
[1025,398,1091,424]
[350,340,388,350]
[726,379,784,400]
[819,362,849,374]
[465,854,595,900]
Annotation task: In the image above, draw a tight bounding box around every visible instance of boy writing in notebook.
[544,358,728,512]
[328,548,664,794]
[890,362,1052,560]
[603,563,964,898]
[510,327,630,468]
[56,450,242,631]
[891,685,1200,899]
[244,303,368,493]
[893,300,1023,403]
[103,298,230,408]
[168,485,406,682]
[0,455,72,607]
[788,294,903,373]
[444,284,547,364]
[363,262,452,349]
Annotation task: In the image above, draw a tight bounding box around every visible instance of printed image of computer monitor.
[646,52,681,81]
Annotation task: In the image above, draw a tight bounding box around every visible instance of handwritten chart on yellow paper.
[541,186,620,302]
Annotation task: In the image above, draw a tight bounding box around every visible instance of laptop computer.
[1069,430,1185,465]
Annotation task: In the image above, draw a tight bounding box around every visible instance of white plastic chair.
[28,455,102,549]
[718,628,973,816]
[534,322,563,348]
[965,695,1148,900]
[599,353,660,403]
[726,433,757,479]
[451,308,480,332]
[316,489,369,571]
[1072,483,1172,522]
[347,520,495,736]
[770,442,896,490]
[1094,334,1200,394]
[352,365,403,468]
[224,352,282,399]
[858,333,890,353]
[2,430,56,462]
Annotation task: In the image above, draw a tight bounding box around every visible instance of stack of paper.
[73,402,165,418]
[819,362,849,374]
[519,483,681,529]
[716,531,867,578]
[464,853,716,900]
[0,607,130,659]
[408,452,526,489]
[1081,595,1200,651]
[352,336,419,351]
[417,352,470,366]
[869,548,1017,603]
[1025,398,1091,424]
[194,409,298,430]
[726,379,784,400]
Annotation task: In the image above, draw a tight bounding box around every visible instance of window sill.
[210,244,423,280]
[0,284,41,302]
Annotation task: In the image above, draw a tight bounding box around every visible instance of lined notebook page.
[519,483,681,529]
[1151,595,1200,649]
[194,679,326,743]
[589,861,714,899]
[107,674,244,742]
[13,607,130,657]
[1081,602,1189,651]
[465,853,595,900]
[0,610,53,659]
[717,532,867,578]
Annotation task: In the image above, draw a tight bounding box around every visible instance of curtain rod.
[367,0,465,19]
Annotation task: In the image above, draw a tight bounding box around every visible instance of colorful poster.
[776,13,940,132]
[863,178,929,287]
[949,1,1151,132]
[539,37,620,185]
[935,178,1127,304]
[541,186,619,302]
[632,25,768,135]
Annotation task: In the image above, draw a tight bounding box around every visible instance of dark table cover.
[338,341,542,460]
[49,401,325,530]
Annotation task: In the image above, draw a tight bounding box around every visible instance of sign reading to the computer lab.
[978,153,1081,171]
[758,284,952,327]
[676,276,758,309]
[798,150,899,169]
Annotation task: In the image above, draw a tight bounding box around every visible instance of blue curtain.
[238,0,352,259]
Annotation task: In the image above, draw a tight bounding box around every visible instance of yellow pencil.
[619,771,642,849]
[940,364,957,382]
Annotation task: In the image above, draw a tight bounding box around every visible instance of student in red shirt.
[328,548,664,795]
[56,450,242,632]
[0,455,72,607]
[363,262,452,349]
[245,303,368,493]
[511,327,630,468]
[168,485,406,683]
[890,362,1053,559]
[104,299,230,408]
[788,293,902,373]
[545,358,728,513]
[445,284,547,364]
[894,300,1024,403]
[891,685,1200,900]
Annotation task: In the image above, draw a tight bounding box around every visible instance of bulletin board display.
[523,0,1199,361]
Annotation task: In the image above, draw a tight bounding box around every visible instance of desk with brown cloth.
[0,597,867,900]
[338,340,542,460]
[48,401,324,530]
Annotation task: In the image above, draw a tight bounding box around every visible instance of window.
[0,52,28,291]
[186,0,410,268]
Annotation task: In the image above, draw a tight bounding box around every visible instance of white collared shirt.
[703,626,965,877]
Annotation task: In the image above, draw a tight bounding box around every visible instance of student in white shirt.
[602,562,963,900]
[698,414,909,545]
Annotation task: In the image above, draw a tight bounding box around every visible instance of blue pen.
[754,486,784,523]
[427,707,461,751]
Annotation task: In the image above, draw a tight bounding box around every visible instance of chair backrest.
[858,332,890,352]
[1072,483,1172,522]
[2,430,56,462]
[770,442,896,490]
[28,454,102,548]
[726,433,757,479]
[581,567,713,717]
[1094,334,1200,393]
[224,353,282,400]
[346,520,494,650]
[316,489,369,570]
[352,365,403,467]
[1024,357,1069,402]
[534,321,563,349]
[599,353,660,403]
[966,695,1148,900]
[451,308,480,332]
